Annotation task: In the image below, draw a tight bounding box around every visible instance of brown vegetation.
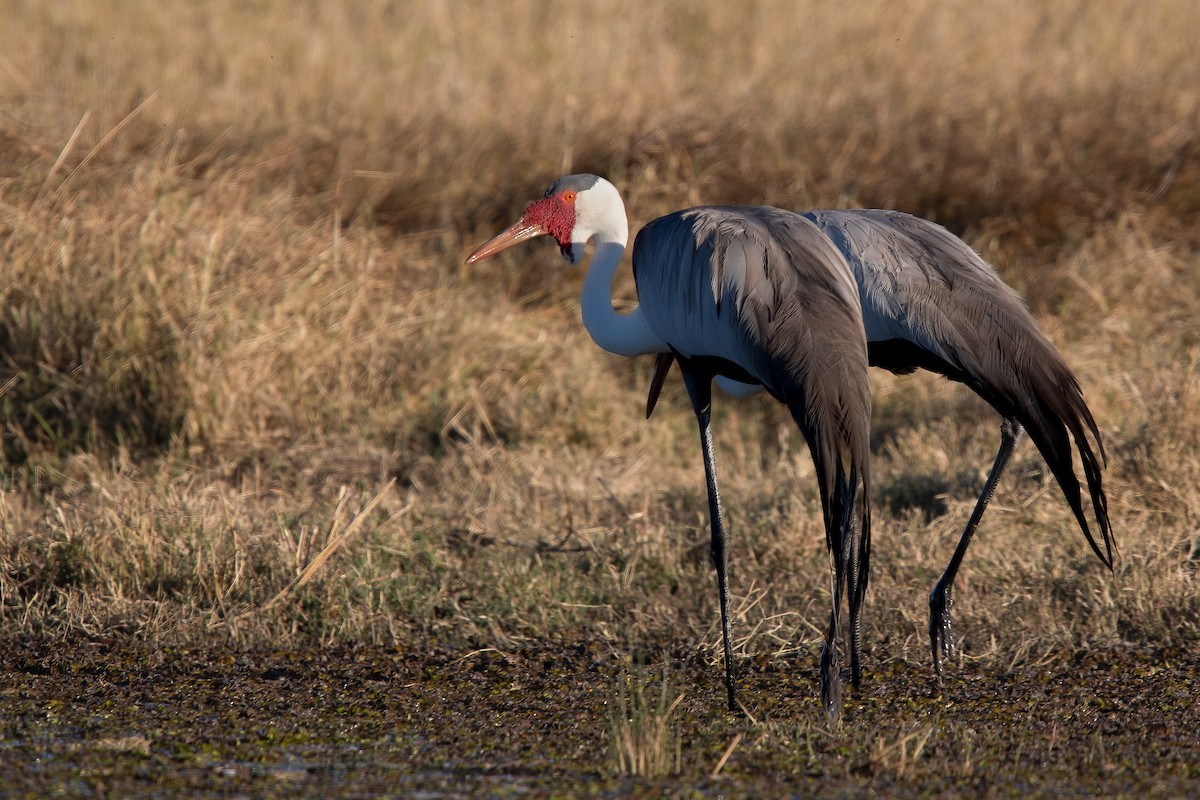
[1,0,1199,792]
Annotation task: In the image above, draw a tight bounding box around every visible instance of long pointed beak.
[465,218,546,264]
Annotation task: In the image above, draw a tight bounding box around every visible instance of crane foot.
[928,583,957,679]
[820,639,844,722]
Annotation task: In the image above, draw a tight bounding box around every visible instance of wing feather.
[633,205,873,618]
[806,209,1113,567]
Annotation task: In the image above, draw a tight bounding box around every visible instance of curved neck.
[580,236,666,358]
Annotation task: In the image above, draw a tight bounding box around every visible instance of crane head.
[465,174,618,266]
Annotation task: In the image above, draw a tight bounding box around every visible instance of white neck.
[579,234,667,358]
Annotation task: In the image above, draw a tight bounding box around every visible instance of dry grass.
[1,0,1198,698]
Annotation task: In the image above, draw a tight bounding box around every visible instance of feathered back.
[807,209,1113,568]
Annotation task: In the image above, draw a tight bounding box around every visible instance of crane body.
[650,207,1115,676]
[468,174,873,719]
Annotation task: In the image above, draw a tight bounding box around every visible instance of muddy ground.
[0,636,1196,798]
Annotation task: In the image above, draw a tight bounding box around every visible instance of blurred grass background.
[0,0,1197,675]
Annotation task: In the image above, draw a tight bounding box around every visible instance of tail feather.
[1018,363,1114,569]
[781,369,872,686]
[815,207,1114,569]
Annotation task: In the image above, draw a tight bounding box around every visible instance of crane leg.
[846,494,864,691]
[680,366,739,714]
[821,571,846,722]
[930,418,1024,678]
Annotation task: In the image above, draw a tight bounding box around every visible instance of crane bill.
[645,351,675,419]
[465,220,546,264]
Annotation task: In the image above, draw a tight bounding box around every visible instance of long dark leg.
[680,366,739,713]
[846,491,864,691]
[930,418,1024,677]
[821,568,845,722]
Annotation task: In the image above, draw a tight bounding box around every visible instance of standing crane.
[649,208,1115,677]
[466,174,873,720]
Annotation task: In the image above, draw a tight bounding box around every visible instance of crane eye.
[562,191,577,203]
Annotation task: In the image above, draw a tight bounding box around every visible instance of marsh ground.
[3,637,1197,798]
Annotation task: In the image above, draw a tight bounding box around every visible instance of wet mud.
[1,636,1196,798]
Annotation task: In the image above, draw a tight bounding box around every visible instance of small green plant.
[608,661,684,778]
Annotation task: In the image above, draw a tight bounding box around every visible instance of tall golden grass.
[1,0,1198,676]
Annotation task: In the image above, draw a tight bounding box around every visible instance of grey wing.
[633,206,866,391]
[803,209,1024,369]
[807,208,1113,567]
[633,205,874,603]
